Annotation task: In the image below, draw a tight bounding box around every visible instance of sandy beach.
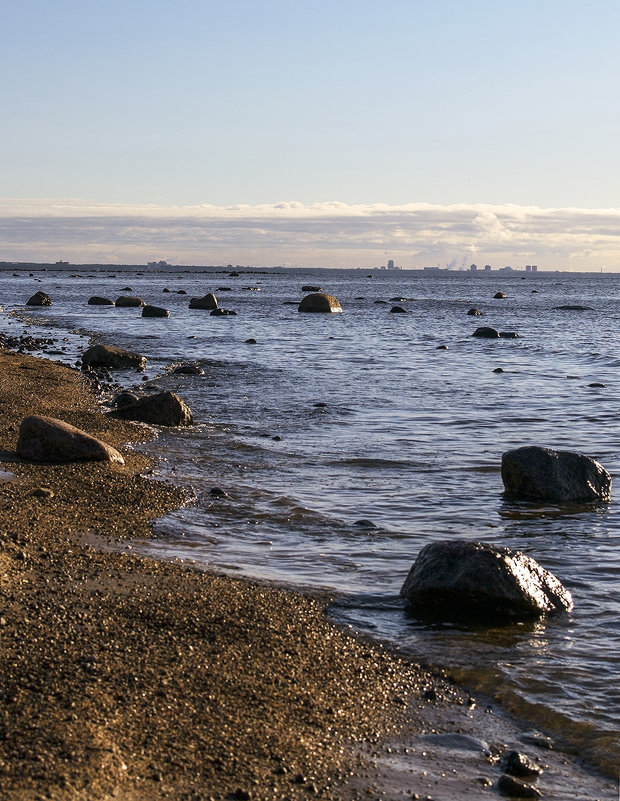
[0,348,615,801]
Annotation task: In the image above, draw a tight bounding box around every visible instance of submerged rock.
[389,305,408,313]
[472,326,500,338]
[501,446,611,503]
[109,391,193,427]
[26,291,51,306]
[17,415,124,464]
[298,293,343,313]
[400,540,574,621]
[189,293,218,310]
[142,304,170,318]
[115,295,145,307]
[82,344,146,370]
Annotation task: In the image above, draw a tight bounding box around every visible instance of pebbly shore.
[0,348,615,801]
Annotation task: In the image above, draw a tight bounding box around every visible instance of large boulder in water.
[501,446,611,503]
[17,415,124,464]
[26,291,51,306]
[400,540,573,621]
[142,304,170,318]
[472,326,500,338]
[189,293,218,310]
[82,344,146,370]
[298,293,342,313]
[88,296,115,306]
[109,391,193,427]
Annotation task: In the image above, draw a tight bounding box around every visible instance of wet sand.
[0,349,615,800]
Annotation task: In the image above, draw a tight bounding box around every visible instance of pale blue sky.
[2,0,620,267]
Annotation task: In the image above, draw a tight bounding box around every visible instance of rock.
[467,308,483,315]
[109,391,193,426]
[173,364,204,375]
[298,293,343,313]
[497,774,541,798]
[302,285,322,292]
[111,391,139,408]
[115,295,145,307]
[493,367,504,373]
[472,326,500,338]
[82,344,146,370]
[501,446,611,503]
[189,293,218,310]
[389,305,408,313]
[555,304,592,310]
[503,751,543,778]
[17,415,124,464]
[88,296,115,306]
[400,540,574,621]
[589,382,606,388]
[26,291,51,306]
[142,304,170,318]
[163,288,170,293]
[499,331,519,338]
[30,486,55,498]
[436,345,448,350]
[245,338,257,344]
[494,292,507,299]
[210,308,237,316]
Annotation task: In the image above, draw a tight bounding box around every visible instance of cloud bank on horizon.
[0,199,618,271]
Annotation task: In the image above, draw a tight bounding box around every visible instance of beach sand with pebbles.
[0,348,615,800]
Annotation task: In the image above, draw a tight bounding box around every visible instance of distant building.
[469,263,478,272]
[387,259,395,270]
[484,264,492,271]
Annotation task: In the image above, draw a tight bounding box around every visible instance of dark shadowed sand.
[0,349,615,800]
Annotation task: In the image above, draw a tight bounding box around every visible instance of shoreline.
[0,348,615,800]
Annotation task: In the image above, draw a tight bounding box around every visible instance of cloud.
[0,199,620,269]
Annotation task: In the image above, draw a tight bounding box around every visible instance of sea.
[1,266,619,778]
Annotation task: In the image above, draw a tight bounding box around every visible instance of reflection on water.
[1,268,619,776]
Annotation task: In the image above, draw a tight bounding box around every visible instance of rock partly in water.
[82,344,146,370]
[472,327,500,338]
[389,305,408,313]
[494,292,507,299]
[88,296,115,306]
[400,540,574,621]
[26,291,51,306]
[109,391,193,426]
[298,293,343,313]
[173,364,204,375]
[210,308,237,316]
[499,331,519,338]
[142,304,170,318]
[302,285,322,292]
[17,415,124,464]
[467,308,483,316]
[111,391,139,408]
[503,750,543,778]
[189,293,218,310]
[115,296,146,307]
[501,446,611,503]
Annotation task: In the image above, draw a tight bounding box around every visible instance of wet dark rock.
[353,519,377,529]
[400,540,574,621]
[210,487,229,497]
[472,327,500,338]
[26,291,51,306]
[390,305,408,313]
[503,750,543,778]
[115,295,145,307]
[374,300,389,304]
[497,774,541,798]
[555,304,592,310]
[88,296,115,306]
[589,382,606,388]
[189,293,218,310]
[302,285,322,292]
[177,289,187,294]
[245,338,257,344]
[82,344,146,370]
[111,391,139,408]
[173,364,204,375]
[494,292,507,299]
[520,731,554,750]
[467,308,483,316]
[142,304,170,318]
[436,345,448,350]
[210,308,237,316]
[493,367,504,373]
[499,331,519,338]
[298,293,343,313]
[501,446,612,503]
[17,415,124,464]
[217,286,233,292]
[120,286,132,291]
[163,288,170,293]
[109,391,193,427]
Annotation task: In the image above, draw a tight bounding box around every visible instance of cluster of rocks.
[401,446,611,624]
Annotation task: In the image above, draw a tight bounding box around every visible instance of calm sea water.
[2,267,619,777]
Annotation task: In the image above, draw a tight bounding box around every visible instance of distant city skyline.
[2,1,620,271]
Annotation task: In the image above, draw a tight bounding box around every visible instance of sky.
[1,0,620,270]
